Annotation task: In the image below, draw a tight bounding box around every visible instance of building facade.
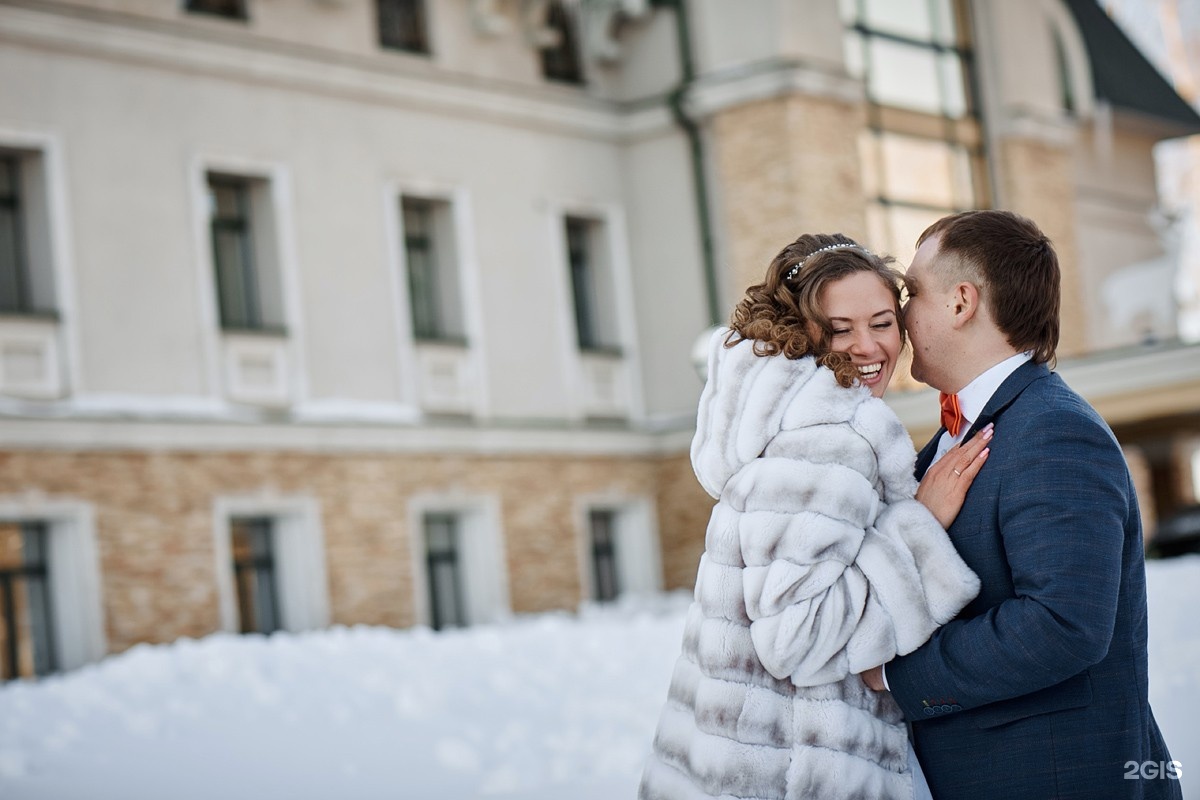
[1,0,1197,679]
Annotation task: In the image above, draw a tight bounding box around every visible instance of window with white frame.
[0,149,56,317]
[0,521,56,680]
[412,498,508,630]
[840,0,990,261]
[206,173,285,333]
[377,0,430,54]
[401,197,466,343]
[0,503,106,678]
[216,499,329,635]
[564,216,620,353]
[580,502,661,603]
[230,517,281,635]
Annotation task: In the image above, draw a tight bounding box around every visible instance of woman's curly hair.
[726,233,906,389]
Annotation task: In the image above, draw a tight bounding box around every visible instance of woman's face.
[811,271,902,398]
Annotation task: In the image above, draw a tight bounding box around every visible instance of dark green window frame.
[424,512,467,631]
[589,509,620,603]
[565,216,604,351]
[403,198,448,341]
[208,175,266,331]
[0,155,33,315]
[0,521,57,681]
[230,517,281,635]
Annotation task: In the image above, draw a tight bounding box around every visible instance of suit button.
[923,707,935,716]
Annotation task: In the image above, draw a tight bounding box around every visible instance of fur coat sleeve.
[692,329,980,688]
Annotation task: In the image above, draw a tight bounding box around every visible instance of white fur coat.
[639,330,980,800]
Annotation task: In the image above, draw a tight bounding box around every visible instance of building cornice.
[0,402,696,458]
[0,1,676,142]
[685,58,864,120]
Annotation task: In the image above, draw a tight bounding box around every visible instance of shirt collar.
[955,351,1033,427]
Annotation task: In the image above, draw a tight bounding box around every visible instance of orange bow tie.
[939,392,964,437]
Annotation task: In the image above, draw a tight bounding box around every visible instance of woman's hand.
[915,424,994,529]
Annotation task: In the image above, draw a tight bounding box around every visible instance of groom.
[862,210,1180,798]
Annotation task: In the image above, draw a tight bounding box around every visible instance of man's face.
[903,234,954,391]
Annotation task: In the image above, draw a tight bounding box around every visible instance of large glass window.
[540,1,584,85]
[377,0,429,54]
[402,197,465,342]
[230,517,280,635]
[842,0,990,260]
[0,521,56,680]
[424,513,466,631]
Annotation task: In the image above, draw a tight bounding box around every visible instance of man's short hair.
[918,210,1060,365]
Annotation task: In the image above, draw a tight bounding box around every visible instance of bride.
[639,233,988,800]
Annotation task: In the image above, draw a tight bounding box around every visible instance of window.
[377,0,429,54]
[410,498,508,629]
[401,197,465,342]
[579,501,662,602]
[564,216,619,352]
[424,513,466,631]
[230,517,280,635]
[588,510,620,603]
[185,0,247,20]
[841,0,990,260]
[0,151,55,316]
[540,1,584,85]
[0,521,56,680]
[206,174,284,332]
[0,156,29,314]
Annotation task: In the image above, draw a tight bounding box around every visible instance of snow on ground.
[0,558,1196,800]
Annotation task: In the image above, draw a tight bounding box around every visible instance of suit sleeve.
[883,407,1129,720]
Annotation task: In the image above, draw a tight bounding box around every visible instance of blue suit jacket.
[886,361,1180,799]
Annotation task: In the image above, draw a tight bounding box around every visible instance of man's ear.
[950,282,980,329]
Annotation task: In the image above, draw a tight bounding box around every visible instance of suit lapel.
[913,360,1051,480]
[915,431,943,480]
[964,360,1050,439]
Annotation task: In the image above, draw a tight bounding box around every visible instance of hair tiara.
[785,243,871,281]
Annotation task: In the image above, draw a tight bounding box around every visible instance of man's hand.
[860,665,886,692]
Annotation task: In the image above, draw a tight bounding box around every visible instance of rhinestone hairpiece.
[785,243,870,281]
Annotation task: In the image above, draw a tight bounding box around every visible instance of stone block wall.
[0,446,708,655]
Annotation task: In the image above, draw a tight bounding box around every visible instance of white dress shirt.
[930,351,1032,466]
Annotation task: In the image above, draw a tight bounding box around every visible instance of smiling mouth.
[857,363,884,380]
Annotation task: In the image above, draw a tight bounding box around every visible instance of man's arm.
[882,406,1128,720]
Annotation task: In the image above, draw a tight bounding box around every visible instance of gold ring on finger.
[953,468,962,476]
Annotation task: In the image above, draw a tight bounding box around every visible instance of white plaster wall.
[0,2,712,423]
[619,130,709,427]
[1075,125,1177,348]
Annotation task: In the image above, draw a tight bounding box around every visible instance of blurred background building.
[0,0,1197,679]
